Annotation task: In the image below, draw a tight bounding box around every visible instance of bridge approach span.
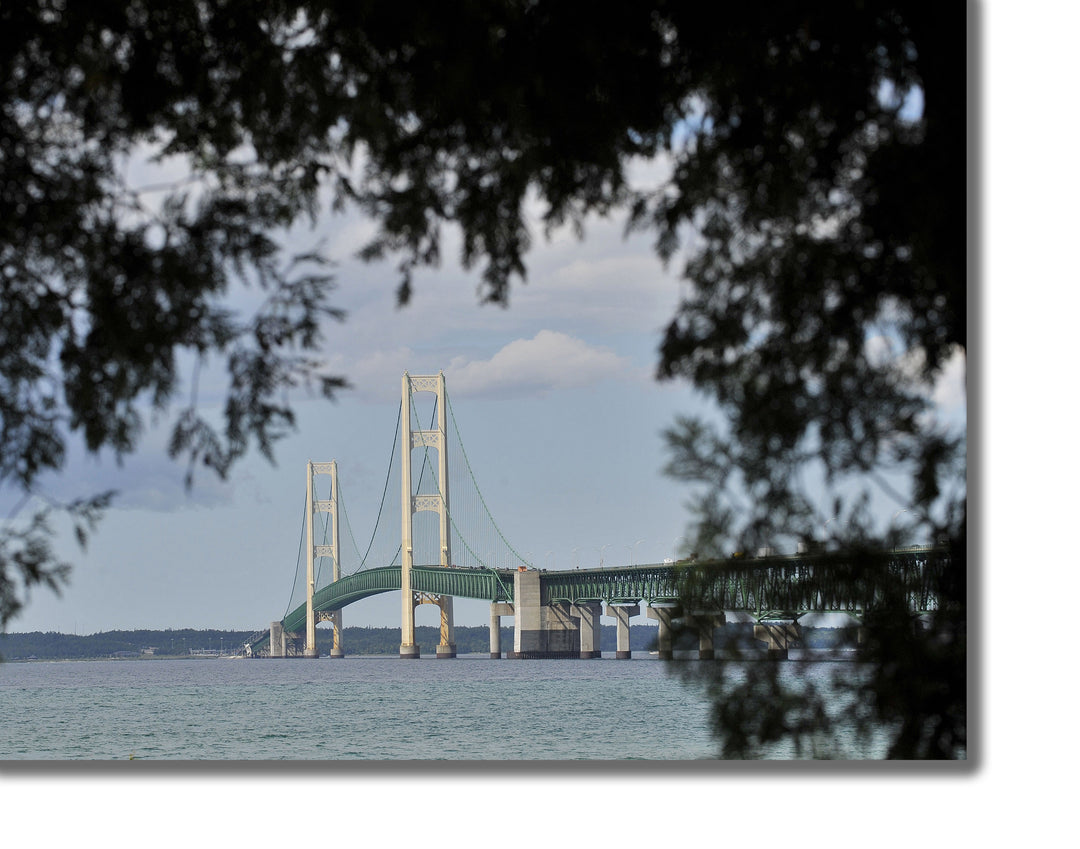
[252,547,947,658]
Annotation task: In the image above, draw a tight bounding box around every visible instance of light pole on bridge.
[598,544,611,568]
[626,538,645,566]
[822,515,838,549]
[889,508,910,550]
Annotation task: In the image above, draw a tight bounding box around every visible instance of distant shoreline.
[1,622,859,662]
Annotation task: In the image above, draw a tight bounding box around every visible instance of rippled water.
[0,654,889,760]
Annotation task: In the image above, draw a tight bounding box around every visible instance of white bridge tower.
[303,459,344,658]
[399,372,456,659]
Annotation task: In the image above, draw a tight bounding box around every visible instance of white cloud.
[513,221,681,334]
[444,330,629,398]
[329,346,416,402]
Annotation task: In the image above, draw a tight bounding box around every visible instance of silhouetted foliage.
[1,1,964,757]
[650,4,966,759]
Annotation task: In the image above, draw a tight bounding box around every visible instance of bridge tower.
[400,372,456,659]
[304,459,344,658]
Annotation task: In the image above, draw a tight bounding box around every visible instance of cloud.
[328,346,416,402]
[512,223,682,335]
[444,330,629,398]
[23,441,237,515]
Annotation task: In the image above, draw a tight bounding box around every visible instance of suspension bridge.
[246,372,950,660]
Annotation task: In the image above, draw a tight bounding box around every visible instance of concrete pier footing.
[490,602,513,659]
[269,621,285,658]
[510,570,583,658]
[328,610,344,658]
[754,620,801,656]
[436,595,456,659]
[646,605,677,660]
[607,602,639,659]
[689,611,724,660]
[572,602,603,659]
[399,644,420,659]
[512,569,542,657]
[489,612,501,659]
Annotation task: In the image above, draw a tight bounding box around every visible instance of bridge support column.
[269,621,285,658]
[688,611,724,660]
[490,603,513,659]
[510,569,580,658]
[436,595,457,659]
[607,603,639,659]
[330,610,345,658]
[698,628,713,661]
[754,620,801,658]
[572,603,603,658]
[544,602,581,656]
[647,605,678,660]
[512,568,542,658]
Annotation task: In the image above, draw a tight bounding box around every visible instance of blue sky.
[8,178,729,634]
[5,140,967,640]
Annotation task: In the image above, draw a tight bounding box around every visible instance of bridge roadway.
[250,546,947,659]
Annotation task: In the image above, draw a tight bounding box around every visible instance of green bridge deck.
[249,546,948,654]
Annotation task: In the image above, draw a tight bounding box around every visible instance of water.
[0,653,888,760]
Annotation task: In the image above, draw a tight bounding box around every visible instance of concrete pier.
[510,569,581,658]
[512,568,542,658]
[269,621,285,658]
[435,595,457,659]
[697,623,713,660]
[544,602,581,655]
[329,610,345,658]
[647,605,677,660]
[688,611,724,660]
[754,619,801,658]
[607,603,639,659]
[572,602,603,658]
[490,603,513,658]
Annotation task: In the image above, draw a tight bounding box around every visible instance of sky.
[9,187,964,637]
[5,166,723,635]
[3,89,968,644]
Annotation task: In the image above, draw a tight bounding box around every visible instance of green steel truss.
[538,546,948,613]
[251,547,949,653]
[541,563,681,606]
[252,564,515,652]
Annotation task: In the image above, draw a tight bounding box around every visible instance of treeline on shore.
[0,621,855,661]
[0,625,662,660]
[0,624,659,660]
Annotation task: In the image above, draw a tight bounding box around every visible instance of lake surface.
[0,653,891,760]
